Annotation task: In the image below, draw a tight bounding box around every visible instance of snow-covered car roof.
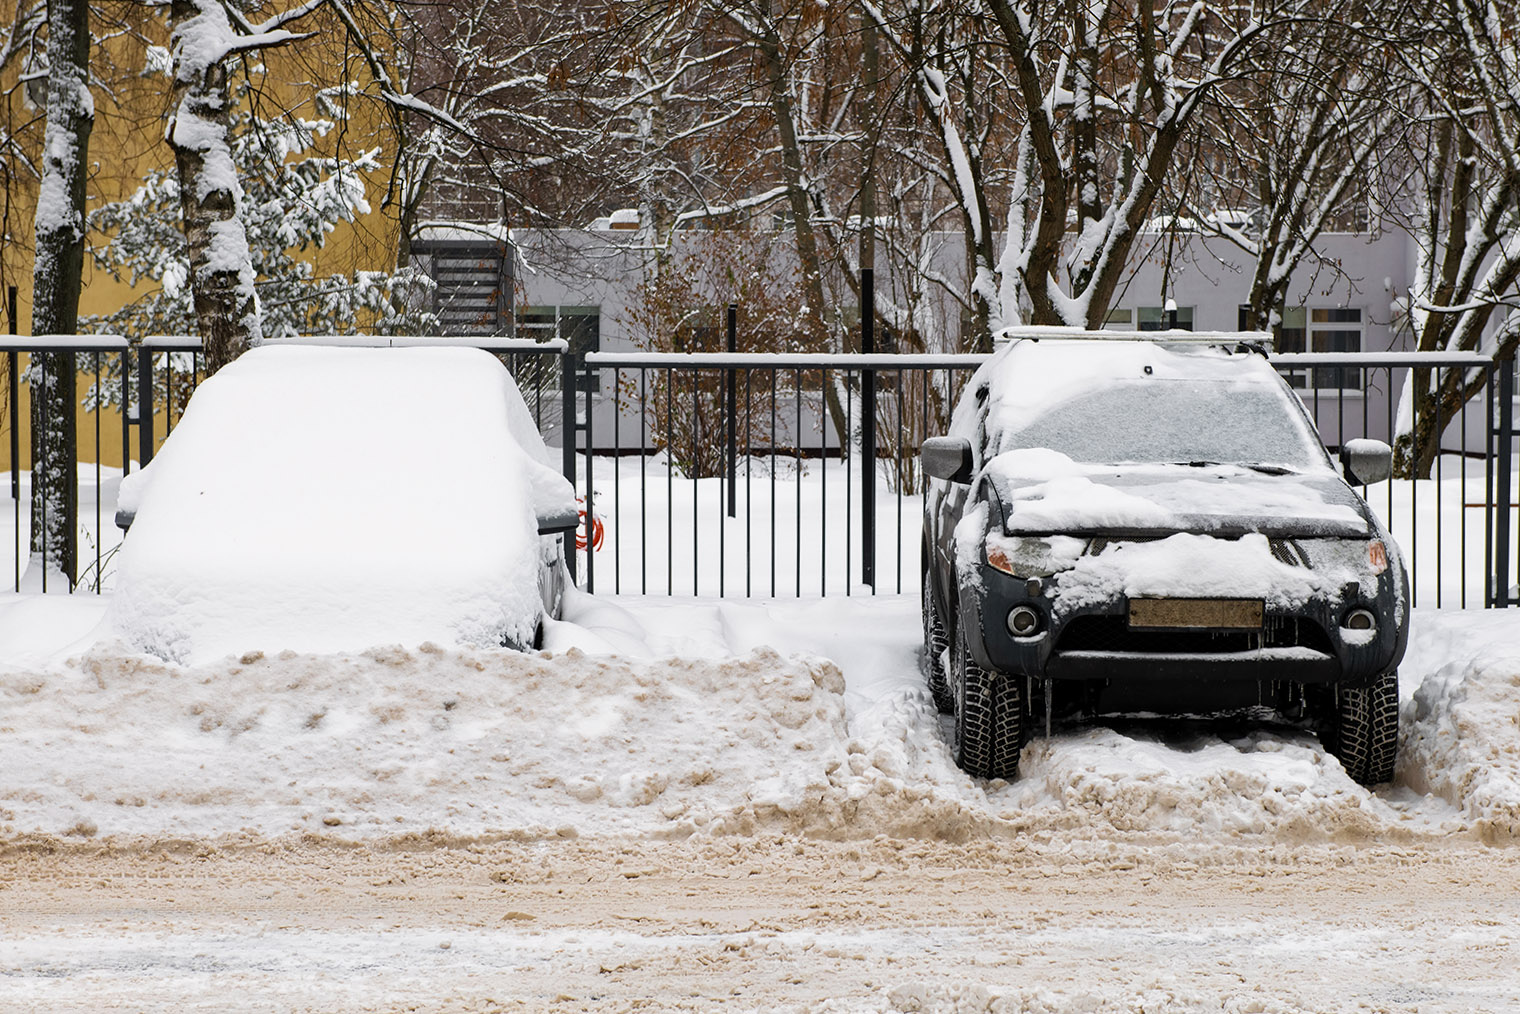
[110,345,575,664]
[955,338,1303,449]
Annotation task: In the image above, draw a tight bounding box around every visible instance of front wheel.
[951,626,1024,780]
[1328,670,1399,786]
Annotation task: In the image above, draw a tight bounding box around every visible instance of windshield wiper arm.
[1173,460,1296,475]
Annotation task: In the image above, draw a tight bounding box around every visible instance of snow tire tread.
[953,630,1024,781]
[922,572,954,714]
[1332,669,1399,786]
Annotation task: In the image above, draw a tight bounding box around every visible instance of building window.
[1138,305,1194,331]
[1104,308,1133,328]
[1275,307,1362,390]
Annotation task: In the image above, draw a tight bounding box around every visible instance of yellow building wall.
[1,18,404,472]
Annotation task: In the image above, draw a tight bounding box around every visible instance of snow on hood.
[985,449,1370,538]
[110,345,574,664]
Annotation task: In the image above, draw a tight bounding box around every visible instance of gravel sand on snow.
[2,836,1517,1013]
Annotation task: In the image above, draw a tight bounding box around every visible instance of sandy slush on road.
[1,835,1517,1013]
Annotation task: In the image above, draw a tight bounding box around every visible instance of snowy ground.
[4,589,1520,1009]
[6,455,1520,1010]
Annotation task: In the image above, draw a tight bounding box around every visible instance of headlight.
[985,533,1084,577]
[1299,538,1393,587]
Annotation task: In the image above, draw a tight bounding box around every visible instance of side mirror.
[1340,439,1392,486]
[536,505,580,535]
[114,507,135,533]
[922,436,974,484]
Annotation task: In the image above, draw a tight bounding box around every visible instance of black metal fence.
[567,349,1517,610]
[4,334,1518,608]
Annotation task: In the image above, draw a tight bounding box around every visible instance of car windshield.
[998,377,1328,470]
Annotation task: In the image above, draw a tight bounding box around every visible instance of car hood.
[984,449,1373,539]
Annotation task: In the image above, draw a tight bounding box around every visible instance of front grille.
[1054,613,1334,655]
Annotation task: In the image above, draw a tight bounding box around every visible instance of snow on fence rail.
[3,335,1519,608]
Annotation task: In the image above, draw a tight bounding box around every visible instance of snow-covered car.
[111,345,577,664]
[921,336,1408,785]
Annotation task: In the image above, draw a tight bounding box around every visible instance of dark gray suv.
[921,336,1408,785]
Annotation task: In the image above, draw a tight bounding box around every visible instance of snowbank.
[0,638,987,842]
[109,346,573,663]
[1399,613,1520,840]
[4,595,1520,846]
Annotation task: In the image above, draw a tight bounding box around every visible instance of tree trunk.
[169,0,261,374]
[752,3,848,446]
[29,0,93,589]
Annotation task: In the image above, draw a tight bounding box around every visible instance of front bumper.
[959,563,1407,689]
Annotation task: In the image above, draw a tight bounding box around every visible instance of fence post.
[561,350,577,584]
[137,343,155,467]
[726,304,737,519]
[7,349,16,502]
[1495,355,1514,606]
[861,268,876,591]
[583,361,595,595]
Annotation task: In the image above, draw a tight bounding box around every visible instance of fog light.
[1007,605,1041,637]
[1342,608,1376,632]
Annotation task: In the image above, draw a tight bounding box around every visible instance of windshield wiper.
[1173,460,1296,475]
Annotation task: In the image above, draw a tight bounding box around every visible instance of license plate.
[1128,598,1263,630]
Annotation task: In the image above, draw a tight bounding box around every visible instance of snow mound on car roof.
[956,339,1289,444]
[109,346,573,664]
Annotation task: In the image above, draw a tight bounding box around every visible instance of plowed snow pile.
[0,640,986,841]
[1398,613,1520,840]
[3,595,1520,844]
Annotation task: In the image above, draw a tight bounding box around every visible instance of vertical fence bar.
[640,368,648,594]
[613,366,621,594]
[861,268,876,592]
[1435,374,1444,608]
[39,352,48,591]
[120,349,130,477]
[820,368,828,596]
[7,349,17,500]
[726,304,737,520]
[94,353,101,591]
[561,350,577,585]
[584,364,595,595]
[1495,357,1514,606]
[745,369,752,598]
[666,368,673,596]
[9,348,18,592]
[1486,364,1496,607]
[138,346,155,467]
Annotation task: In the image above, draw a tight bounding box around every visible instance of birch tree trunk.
[29,0,93,589]
[168,0,261,374]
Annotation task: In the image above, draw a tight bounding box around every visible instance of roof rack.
[998,326,1273,350]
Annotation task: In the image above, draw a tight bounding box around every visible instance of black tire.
[951,626,1024,780]
[922,570,955,714]
[1329,670,1399,786]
